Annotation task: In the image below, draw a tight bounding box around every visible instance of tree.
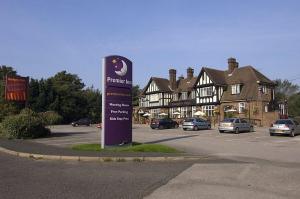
[132,85,141,106]
[83,87,102,123]
[274,79,299,102]
[288,93,300,117]
[47,71,87,123]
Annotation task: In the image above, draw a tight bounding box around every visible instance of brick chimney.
[169,69,177,90]
[187,67,194,80]
[228,57,239,74]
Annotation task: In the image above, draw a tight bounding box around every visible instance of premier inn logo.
[112,59,127,77]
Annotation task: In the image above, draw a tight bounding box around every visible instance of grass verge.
[72,142,181,153]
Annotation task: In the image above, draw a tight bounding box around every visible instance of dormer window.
[231,84,241,94]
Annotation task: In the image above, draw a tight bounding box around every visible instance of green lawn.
[72,142,181,153]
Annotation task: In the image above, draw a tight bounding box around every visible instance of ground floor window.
[170,107,180,119]
[181,107,188,118]
[150,109,160,118]
[191,106,197,117]
[169,106,194,119]
[201,105,215,117]
[239,102,246,113]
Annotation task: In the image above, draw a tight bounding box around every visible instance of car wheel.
[290,130,295,137]
[158,125,164,130]
[75,124,79,127]
[235,128,240,134]
[249,126,254,132]
[183,128,187,131]
[193,126,199,131]
[219,130,224,133]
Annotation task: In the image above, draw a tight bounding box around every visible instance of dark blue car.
[150,118,179,130]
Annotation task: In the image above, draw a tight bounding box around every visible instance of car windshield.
[275,120,293,125]
[222,118,235,123]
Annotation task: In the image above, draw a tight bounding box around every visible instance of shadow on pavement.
[145,135,199,144]
[41,131,94,138]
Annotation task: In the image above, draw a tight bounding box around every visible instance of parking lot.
[31,124,300,163]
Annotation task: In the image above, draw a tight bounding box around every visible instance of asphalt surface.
[2,124,300,198]
[0,153,234,199]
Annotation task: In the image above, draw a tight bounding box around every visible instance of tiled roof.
[175,77,197,93]
[140,77,171,96]
[203,67,227,85]
[221,66,275,101]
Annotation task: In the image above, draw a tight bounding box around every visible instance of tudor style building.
[139,77,172,118]
[194,58,278,126]
[139,57,279,126]
[139,68,197,118]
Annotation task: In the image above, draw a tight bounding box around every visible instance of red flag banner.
[5,76,28,101]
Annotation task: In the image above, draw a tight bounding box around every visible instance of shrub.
[0,108,50,139]
[39,111,63,126]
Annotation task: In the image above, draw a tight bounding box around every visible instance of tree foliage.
[28,71,102,123]
[288,93,300,117]
[132,85,141,106]
[0,66,140,124]
[274,79,299,101]
[274,79,300,117]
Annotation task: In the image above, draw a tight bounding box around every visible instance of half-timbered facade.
[169,68,197,118]
[194,67,226,116]
[139,58,278,126]
[139,77,172,118]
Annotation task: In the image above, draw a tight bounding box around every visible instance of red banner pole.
[4,75,8,101]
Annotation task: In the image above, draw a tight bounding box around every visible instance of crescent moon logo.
[115,60,128,76]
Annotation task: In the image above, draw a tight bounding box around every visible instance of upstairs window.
[173,94,178,101]
[200,87,213,97]
[231,84,241,94]
[150,94,159,102]
[190,91,196,99]
[181,92,188,100]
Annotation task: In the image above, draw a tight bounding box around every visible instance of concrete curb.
[0,146,205,162]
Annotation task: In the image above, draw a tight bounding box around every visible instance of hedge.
[0,109,50,139]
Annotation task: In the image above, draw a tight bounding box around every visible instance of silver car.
[218,118,254,134]
[269,119,300,137]
[183,118,211,131]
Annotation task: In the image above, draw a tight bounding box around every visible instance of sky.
[1,0,300,89]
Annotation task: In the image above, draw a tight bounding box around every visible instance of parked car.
[71,118,91,127]
[150,118,179,130]
[218,118,254,134]
[269,119,300,137]
[182,118,211,131]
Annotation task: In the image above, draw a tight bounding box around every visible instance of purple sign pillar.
[102,55,132,148]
